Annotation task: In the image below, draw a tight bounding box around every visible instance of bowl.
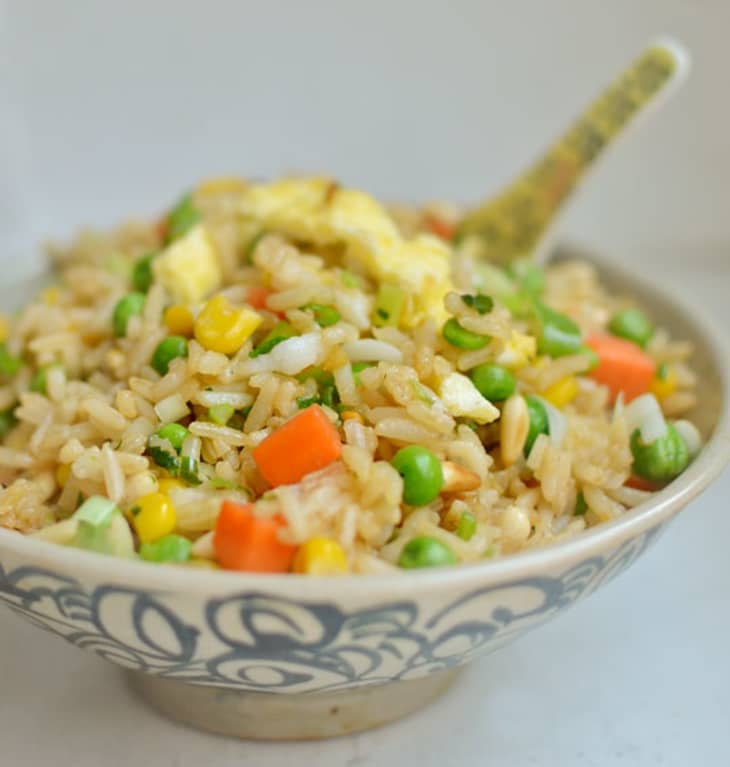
[0,244,728,740]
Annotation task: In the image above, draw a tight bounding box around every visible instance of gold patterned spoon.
[456,39,691,264]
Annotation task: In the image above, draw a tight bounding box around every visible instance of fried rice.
[0,176,701,574]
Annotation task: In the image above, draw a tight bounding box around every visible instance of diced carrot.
[246,287,285,319]
[246,286,273,310]
[586,333,655,403]
[625,474,663,492]
[214,500,298,572]
[253,405,342,487]
[424,214,457,241]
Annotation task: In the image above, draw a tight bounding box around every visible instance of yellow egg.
[293,538,348,575]
[238,178,455,325]
[153,224,222,304]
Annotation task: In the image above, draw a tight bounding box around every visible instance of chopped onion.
[154,393,190,424]
[269,333,324,374]
[624,393,667,443]
[343,339,404,363]
[673,419,702,457]
[534,395,567,447]
[194,390,253,409]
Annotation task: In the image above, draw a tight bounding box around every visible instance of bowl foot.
[127,668,461,740]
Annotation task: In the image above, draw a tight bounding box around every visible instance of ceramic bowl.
[0,246,728,740]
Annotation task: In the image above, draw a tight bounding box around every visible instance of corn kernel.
[0,315,8,343]
[157,478,185,496]
[55,464,71,488]
[194,294,262,355]
[196,176,248,197]
[164,305,195,336]
[292,537,348,575]
[130,492,177,544]
[650,365,678,400]
[541,375,579,408]
[42,286,60,306]
[340,411,364,424]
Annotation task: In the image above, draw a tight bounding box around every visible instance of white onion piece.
[624,393,667,443]
[534,395,567,448]
[268,333,324,374]
[343,339,403,363]
[154,393,190,424]
[673,419,702,457]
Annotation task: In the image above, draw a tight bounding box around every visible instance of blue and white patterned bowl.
[1,248,729,739]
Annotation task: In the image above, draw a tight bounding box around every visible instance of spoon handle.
[457,39,690,263]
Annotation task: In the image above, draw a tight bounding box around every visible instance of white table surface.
[0,253,727,766]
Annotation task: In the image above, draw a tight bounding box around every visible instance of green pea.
[132,253,157,293]
[29,364,60,395]
[456,511,477,541]
[139,534,192,563]
[398,536,457,569]
[524,395,549,456]
[461,293,494,315]
[151,336,189,375]
[609,308,654,349]
[442,318,490,350]
[0,343,22,377]
[113,292,146,337]
[391,445,444,506]
[208,404,234,425]
[165,194,201,243]
[630,423,689,482]
[0,407,17,438]
[469,363,516,401]
[304,304,341,328]
[574,491,588,516]
[534,302,582,358]
[250,321,296,357]
[156,422,189,452]
[656,362,670,381]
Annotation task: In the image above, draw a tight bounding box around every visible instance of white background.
[1,1,729,765]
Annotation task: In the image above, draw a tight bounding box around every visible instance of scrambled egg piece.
[439,372,500,424]
[238,178,454,325]
[153,224,223,304]
[495,330,537,369]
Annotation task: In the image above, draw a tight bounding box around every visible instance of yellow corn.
[650,365,677,400]
[164,305,195,336]
[130,492,177,544]
[322,347,349,371]
[42,286,60,306]
[292,537,348,575]
[194,294,262,355]
[0,315,8,343]
[196,176,248,197]
[340,411,364,424]
[55,464,71,488]
[541,375,579,408]
[157,478,185,496]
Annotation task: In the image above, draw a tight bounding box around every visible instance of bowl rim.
[1,243,729,596]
